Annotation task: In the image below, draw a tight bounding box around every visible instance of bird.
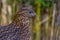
[0,4,36,40]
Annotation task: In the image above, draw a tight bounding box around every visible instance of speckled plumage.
[0,5,36,40]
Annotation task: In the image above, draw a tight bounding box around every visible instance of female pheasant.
[0,4,36,40]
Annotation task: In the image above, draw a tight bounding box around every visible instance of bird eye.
[29,11,33,13]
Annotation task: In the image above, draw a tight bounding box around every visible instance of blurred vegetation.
[0,0,60,40]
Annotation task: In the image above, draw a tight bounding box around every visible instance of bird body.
[0,17,30,40]
[0,4,36,40]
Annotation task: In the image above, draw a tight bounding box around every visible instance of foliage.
[0,0,60,40]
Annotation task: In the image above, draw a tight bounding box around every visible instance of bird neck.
[12,16,30,28]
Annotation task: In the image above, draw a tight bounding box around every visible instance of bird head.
[16,4,36,18]
[20,8,36,18]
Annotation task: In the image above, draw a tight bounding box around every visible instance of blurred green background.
[0,0,60,40]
